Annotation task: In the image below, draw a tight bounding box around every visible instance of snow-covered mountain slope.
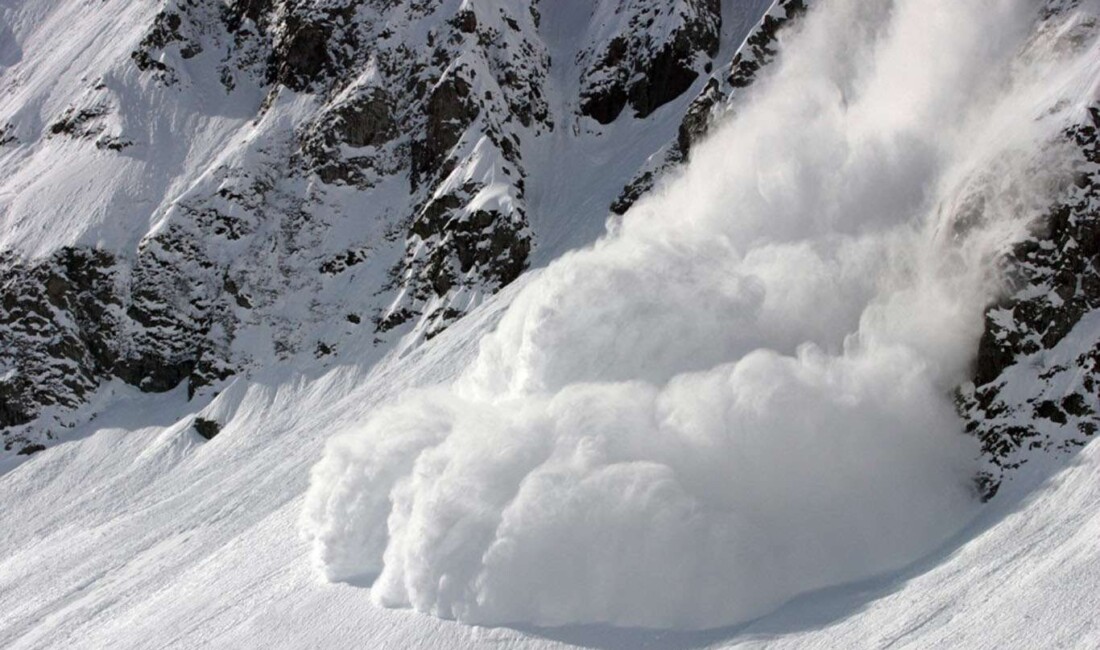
[0,0,773,456]
[300,0,1100,631]
[4,0,1100,647]
[2,285,1100,649]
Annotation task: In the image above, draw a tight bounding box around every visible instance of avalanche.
[303,0,1100,631]
[2,0,1100,647]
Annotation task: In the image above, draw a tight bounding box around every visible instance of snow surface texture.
[3,0,1100,647]
[303,0,1100,630]
[3,303,1100,649]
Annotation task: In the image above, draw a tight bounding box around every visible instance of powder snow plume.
[303,0,1100,630]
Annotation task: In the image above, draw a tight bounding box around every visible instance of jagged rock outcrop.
[578,0,722,124]
[384,181,532,338]
[0,249,119,444]
[959,106,1100,498]
[612,0,808,214]
[133,0,554,345]
[0,239,230,450]
[728,0,806,88]
[192,417,221,440]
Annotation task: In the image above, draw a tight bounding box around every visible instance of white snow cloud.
[303,0,1098,630]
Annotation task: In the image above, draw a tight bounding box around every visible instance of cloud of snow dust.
[302,0,1100,630]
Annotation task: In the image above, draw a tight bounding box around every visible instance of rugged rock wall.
[577,0,722,124]
[960,105,1100,498]
[612,0,806,214]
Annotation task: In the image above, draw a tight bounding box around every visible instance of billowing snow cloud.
[303,0,1099,630]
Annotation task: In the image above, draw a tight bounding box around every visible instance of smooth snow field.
[3,0,1100,647]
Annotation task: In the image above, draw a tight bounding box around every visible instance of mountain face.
[3,0,1100,645]
[3,0,1095,501]
[0,0,775,455]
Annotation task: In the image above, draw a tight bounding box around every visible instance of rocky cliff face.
[576,0,722,124]
[611,0,805,214]
[959,104,1100,498]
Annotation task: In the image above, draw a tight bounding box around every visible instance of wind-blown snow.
[303,0,1100,630]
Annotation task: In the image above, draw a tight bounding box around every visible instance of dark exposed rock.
[132,0,275,88]
[131,8,205,83]
[1063,393,1092,417]
[320,249,370,275]
[17,444,46,456]
[193,417,221,440]
[122,0,547,355]
[49,105,108,139]
[579,0,721,124]
[300,87,401,186]
[0,249,119,436]
[452,9,478,34]
[729,0,806,88]
[580,38,630,124]
[411,74,479,189]
[0,238,228,444]
[95,136,133,152]
[116,356,197,393]
[581,84,629,125]
[677,78,725,157]
[1035,400,1068,424]
[0,123,16,146]
[959,105,1100,497]
[381,179,531,337]
[336,89,397,148]
[612,0,806,214]
[375,306,416,334]
[226,0,275,30]
[189,355,236,400]
[626,30,704,120]
[407,187,529,290]
[272,13,332,91]
[0,385,33,428]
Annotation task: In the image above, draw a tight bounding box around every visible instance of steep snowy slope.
[4,0,1100,647]
[0,0,771,456]
[301,0,1100,631]
[1,285,1100,649]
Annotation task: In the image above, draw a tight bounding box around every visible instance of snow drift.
[303,0,1100,630]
